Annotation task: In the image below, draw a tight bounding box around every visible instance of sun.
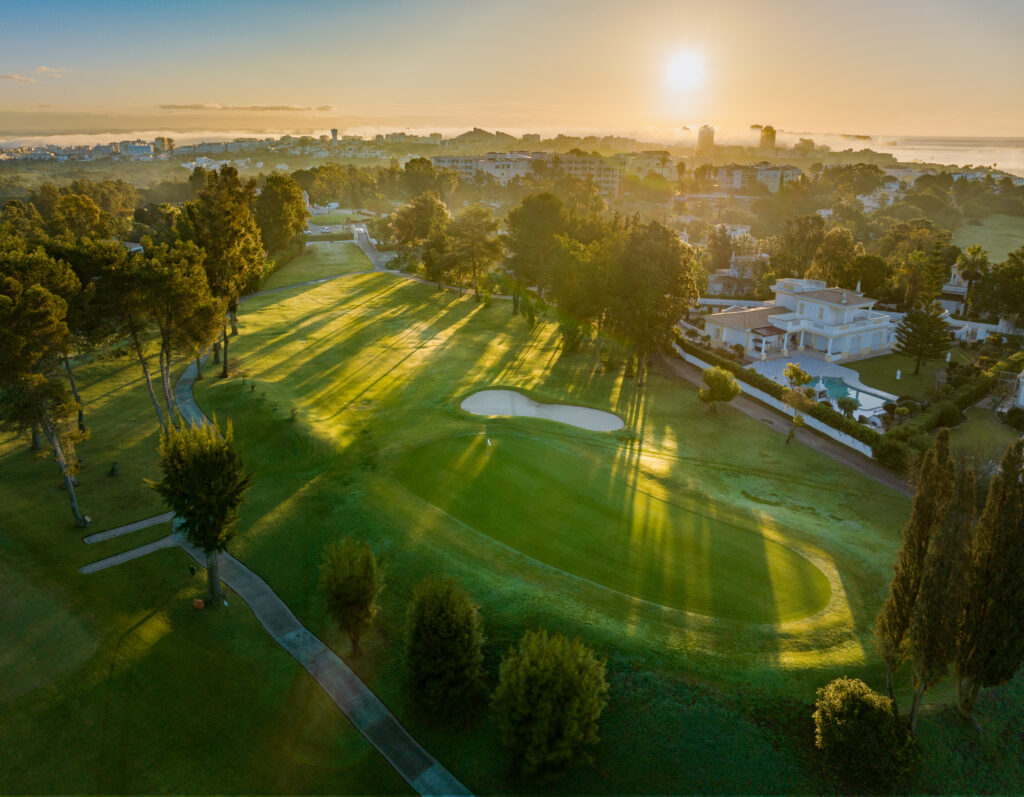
[664,50,705,93]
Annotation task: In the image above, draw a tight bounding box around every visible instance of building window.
[798,302,804,314]
[818,307,824,320]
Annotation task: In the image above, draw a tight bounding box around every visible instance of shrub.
[406,577,486,715]
[813,677,915,790]
[1004,407,1024,432]
[873,436,909,471]
[319,538,384,657]
[932,400,962,427]
[492,629,608,778]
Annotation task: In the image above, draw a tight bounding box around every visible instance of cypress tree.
[874,429,955,707]
[955,440,1024,718]
[906,462,976,736]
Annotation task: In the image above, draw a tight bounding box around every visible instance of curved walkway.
[82,264,472,797]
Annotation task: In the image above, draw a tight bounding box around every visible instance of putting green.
[395,434,831,623]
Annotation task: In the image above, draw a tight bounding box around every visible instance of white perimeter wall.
[673,343,876,458]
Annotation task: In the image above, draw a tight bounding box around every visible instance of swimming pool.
[821,376,890,412]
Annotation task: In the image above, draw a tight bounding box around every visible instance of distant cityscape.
[4,125,1021,200]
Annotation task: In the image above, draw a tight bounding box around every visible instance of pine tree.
[905,462,976,736]
[955,439,1024,718]
[894,300,952,375]
[183,165,264,377]
[150,417,252,602]
[874,430,955,707]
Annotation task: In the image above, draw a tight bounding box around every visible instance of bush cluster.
[874,350,1024,468]
[813,677,915,790]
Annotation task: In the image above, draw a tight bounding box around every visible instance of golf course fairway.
[395,433,831,623]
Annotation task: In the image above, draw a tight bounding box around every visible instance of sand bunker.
[460,389,624,432]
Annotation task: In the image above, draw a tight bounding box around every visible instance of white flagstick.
[486,436,492,461]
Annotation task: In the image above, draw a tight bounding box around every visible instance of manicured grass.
[188,272,924,791]
[849,349,972,399]
[395,433,831,622]
[954,214,1024,263]
[262,242,373,290]
[5,270,1021,793]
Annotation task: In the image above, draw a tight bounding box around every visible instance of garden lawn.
[262,241,373,290]
[849,349,972,399]
[954,214,1024,263]
[951,407,1021,464]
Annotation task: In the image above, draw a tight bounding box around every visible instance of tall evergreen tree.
[955,439,1024,718]
[874,429,955,707]
[609,218,699,386]
[894,300,952,374]
[906,462,976,735]
[183,165,264,377]
[0,250,89,526]
[150,417,252,602]
[253,173,309,253]
[503,193,567,314]
[444,205,503,298]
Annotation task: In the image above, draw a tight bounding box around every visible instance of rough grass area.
[954,214,1024,263]
[0,346,407,794]
[262,241,372,290]
[395,433,832,622]
[849,349,972,399]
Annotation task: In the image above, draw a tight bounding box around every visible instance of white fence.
[673,343,876,458]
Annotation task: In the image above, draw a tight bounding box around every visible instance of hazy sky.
[1,0,1023,139]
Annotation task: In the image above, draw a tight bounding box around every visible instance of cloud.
[36,66,66,78]
[1,74,35,83]
[158,103,336,112]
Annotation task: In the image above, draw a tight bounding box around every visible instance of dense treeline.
[0,165,307,525]
[381,185,701,385]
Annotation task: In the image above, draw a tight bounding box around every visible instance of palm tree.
[956,245,990,318]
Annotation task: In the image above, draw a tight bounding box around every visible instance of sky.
[1,0,1023,142]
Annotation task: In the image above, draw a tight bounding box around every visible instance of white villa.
[703,278,897,362]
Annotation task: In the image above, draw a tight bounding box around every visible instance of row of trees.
[318,538,609,779]
[814,433,1022,791]
[874,431,1024,733]
[0,165,300,526]
[385,188,701,386]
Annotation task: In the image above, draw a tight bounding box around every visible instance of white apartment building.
[703,278,896,362]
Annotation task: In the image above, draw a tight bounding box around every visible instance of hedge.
[673,333,880,447]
